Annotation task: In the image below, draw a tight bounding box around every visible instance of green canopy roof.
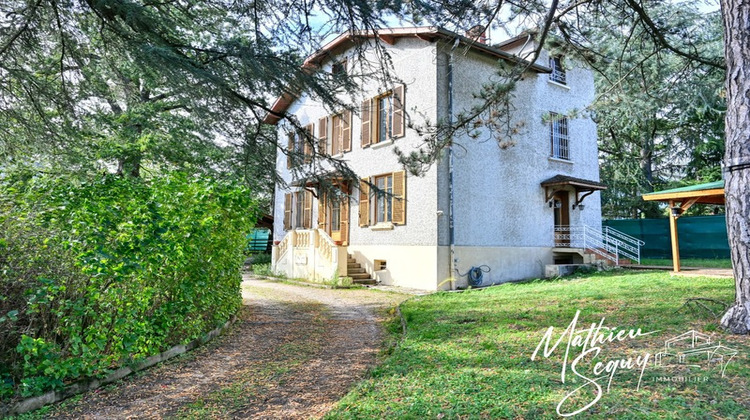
[642,180,725,205]
[643,180,724,196]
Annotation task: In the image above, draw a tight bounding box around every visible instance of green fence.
[245,228,271,253]
[603,215,730,259]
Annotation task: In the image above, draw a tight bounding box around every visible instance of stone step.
[348,272,372,280]
[353,278,377,285]
[348,267,366,274]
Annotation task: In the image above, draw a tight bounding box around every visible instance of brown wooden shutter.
[317,191,326,229]
[358,180,370,227]
[331,114,341,155]
[361,99,372,148]
[340,196,350,245]
[283,193,292,230]
[392,171,406,225]
[286,133,294,169]
[318,117,328,155]
[304,124,313,163]
[392,85,405,138]
[342,110,352,152]
[303,190,313,229]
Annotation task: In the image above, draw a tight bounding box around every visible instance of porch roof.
[541,175,606,208]
[541,175,606,192]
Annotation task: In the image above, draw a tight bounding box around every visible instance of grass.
[639,258,733,269]
[326,270,749,419]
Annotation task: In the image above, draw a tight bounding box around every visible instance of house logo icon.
[654,330,739,377]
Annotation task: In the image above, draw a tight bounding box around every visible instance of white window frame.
[374,173,394,223]
[375,92,394,144]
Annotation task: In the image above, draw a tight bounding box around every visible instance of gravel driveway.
[43,275,409,419]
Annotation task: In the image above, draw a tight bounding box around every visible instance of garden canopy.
[642,181,725,272]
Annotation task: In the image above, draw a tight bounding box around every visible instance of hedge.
[0,172,257,400]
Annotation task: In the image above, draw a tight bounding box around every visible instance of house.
[267,26,621,290]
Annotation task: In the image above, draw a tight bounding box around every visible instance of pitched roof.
[263,26,552,124]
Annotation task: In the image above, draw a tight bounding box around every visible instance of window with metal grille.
[549,56,566,85]
[550,113,570,160]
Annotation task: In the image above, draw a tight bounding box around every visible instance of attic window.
[549,56,566,85]
[332,58,347,76]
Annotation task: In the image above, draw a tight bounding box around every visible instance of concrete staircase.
[552,247,632,266]
[345,254,377,285]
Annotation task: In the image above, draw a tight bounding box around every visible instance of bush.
[251,263,275,277]
[250,253,273,265]
[0,172,258,399]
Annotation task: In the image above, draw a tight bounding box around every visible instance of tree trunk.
[720,0,750,334]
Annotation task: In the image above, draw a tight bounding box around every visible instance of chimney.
[466,25,487,44]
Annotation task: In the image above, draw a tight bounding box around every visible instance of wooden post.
[668,200,681,272]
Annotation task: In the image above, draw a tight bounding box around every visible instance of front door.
[318,185,350,245]
[553,191,570,247]
[329,200,343,242]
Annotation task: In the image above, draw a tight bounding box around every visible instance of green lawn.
[639,258,733,269]
[327,271,749,419]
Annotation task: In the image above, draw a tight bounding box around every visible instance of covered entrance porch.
[541,175,643,266]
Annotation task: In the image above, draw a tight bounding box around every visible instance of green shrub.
[0,172,258,399]
[251,263,282,278]
[250,253,273,266]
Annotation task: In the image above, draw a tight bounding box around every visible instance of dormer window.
[332,58,347,76]
[549,56,566,85]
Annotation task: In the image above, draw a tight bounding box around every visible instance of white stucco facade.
[270,28,603,290]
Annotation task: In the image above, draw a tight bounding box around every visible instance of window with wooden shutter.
[286,133,294,169]
[294,191,304,228]
[303,124,313,163]
[392,170,406,225]
[392,85,405,138]
[303,190,313,229]
[283,193,292,230]
[374,174,393,223]
[340,196,350,244]
[342,110,352,152]
[331,114,341,155]
[359,180,370,227]
[318,117,328,155]
[361,99,372,148]
[374,94,392,144]
[317,191,326,229]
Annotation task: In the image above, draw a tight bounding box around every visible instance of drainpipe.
[448,38,459,290]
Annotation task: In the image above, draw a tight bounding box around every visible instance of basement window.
[374,259,387,271]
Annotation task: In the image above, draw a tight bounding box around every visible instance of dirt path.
[44,276,409,419]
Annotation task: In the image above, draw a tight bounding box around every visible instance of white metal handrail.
[555,225,642,265]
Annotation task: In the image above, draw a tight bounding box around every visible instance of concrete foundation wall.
[452,246,554,288]
[347,245,446,290]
